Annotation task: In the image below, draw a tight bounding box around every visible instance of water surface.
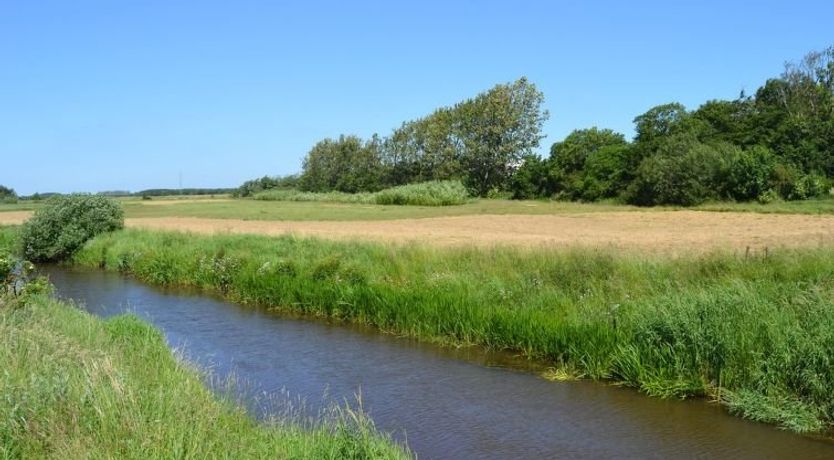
[45,266,834,460]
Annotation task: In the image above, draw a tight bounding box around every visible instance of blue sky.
[2,1,833,195]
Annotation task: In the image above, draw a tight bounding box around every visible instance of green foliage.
[19,194,124,262]
[580,144,632,201]
[255,180,470,207]
[301,135,385,193]
[625,140,727,206]
[0,247,47,308]
[74,229,834,433]
[134,188,235,197]
[255,188,375,204]
[373,180,470,206]
[722,145,776,201]
[509,44,834,206]
[0,294,410,458]
[454,78,549,195]
[633,102,694,144]
[547,128,630,200]
[0,185,17,204]
[234,174,300,197]
[551,128,627,175]
[510,155,554,199]
[297,78,548,196]
[770,164,829,200]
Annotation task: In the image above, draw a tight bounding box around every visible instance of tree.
[550,128,627,174]
[547,128,627,199]
[693,98,756,146]
[579,143,632,201]
[234,175,300,197]
[624,140,727,206]
[722,145,776,201]
[456,77,549,195]
[381,108,465,187]
[0,185,16,203]
[633,103,690,144]
[510,155,555,199]
[19,195,124,262]
[380,77,549,196]
[300,135,384,193]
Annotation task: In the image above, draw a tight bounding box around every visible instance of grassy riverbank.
[54,227,834,434]
[0,288,409,458]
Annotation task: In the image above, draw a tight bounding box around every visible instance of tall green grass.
[0,292,410,459]
[254,180,471,206]
[373,181,471,206]
[70,228,834,434]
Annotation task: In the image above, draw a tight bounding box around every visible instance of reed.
[253,180,471,206]
[64,228,834,433]
[0,290,411,459]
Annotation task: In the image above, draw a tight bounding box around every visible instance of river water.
[44,266,834,459]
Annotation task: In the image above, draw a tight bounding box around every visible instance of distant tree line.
[11,188,236,201]
[240,45,833,206]
[297,78,549,197]
[134,188,236,197]
[511,45,834,205]
[97,188,236,197]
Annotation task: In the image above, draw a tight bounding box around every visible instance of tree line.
[297,77,548,197]
[246,45,833,205]
[513,44,834,205]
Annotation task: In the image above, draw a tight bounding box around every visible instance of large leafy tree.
[633,102,690,144]
[382,77,548,196]
[301,77,548,196]
[300,135,384,193]
[546,128,628,200]
[455,77,549,195]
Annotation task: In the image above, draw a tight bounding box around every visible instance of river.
[44,266,834,459]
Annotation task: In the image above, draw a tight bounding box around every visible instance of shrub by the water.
[19,194,124,262]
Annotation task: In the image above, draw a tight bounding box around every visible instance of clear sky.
[2,0,833,195]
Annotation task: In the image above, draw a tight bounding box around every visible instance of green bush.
[769,164,829,200]
[723,145,776,201]
[510,156,555,199]
[625,141,726,206]
[579,144,632,201]
[19,194,124,262]
[0,185,16,204]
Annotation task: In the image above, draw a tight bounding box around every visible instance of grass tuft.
[0,292,411,459]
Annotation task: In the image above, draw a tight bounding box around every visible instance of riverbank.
[53,227,834,434]
[0,291,410,458]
